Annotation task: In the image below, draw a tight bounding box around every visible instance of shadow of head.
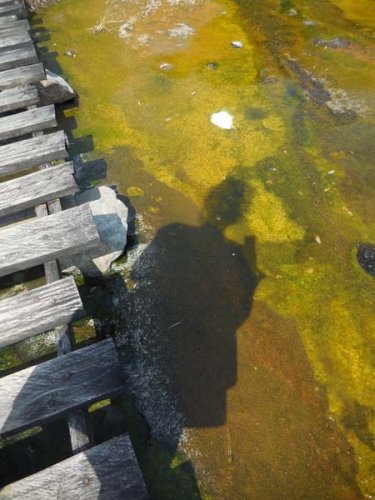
[204,176,248,231]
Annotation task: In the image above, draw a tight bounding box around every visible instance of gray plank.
[0,27,31,50]
[0,162,78,217]
[0,434,149,499]
[0,2,23,16]
[0,339,126,437]
[0,43,37,70]
[35,196,93,455]
[0,14,16,24]
[0,18,29,30]
[0,85,39,113]
[0,276,85,348]
[0,130,66,176]
[0,0,21,6]
[0,19,30,32]
[0,104,56,140]
[0,203,100,277]
[0,63,44,90]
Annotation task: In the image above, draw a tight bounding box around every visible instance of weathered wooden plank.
[0,277,85,348]
[0,339,126,437]
[0,203,100,277]
[35,196,93,455]
[0,18,29,31]
[0,85,39,113]
[0,63,44,90]
[0,2,23,17]
[0,27,31,50]
[0,19,30,32]
[0,43,37,70]
[0,434,149,499]
[0,0,21,6]
[0,104,56,140]
[0,162,78,217]
[0,130,66,175]
[0,14,16,24]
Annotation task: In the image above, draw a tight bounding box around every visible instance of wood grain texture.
[0,0,21,6]
[0,162,78,217]
[0,434,149,499]
[0,339,126,437]
[0,276,85,348]
[0,43,37,70]
[0,63,44,90]
[0,203,100,277]
[0,85,39,113]
[0,2,23,16]
[0,26,31,50]
[0,104,55,140]
[35,196,93,455]
[0,130,66,175]
[0,14,17,24]
[0,19,30,33]
[0,20,30,34]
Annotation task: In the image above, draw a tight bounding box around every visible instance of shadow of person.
[122,176,261,494]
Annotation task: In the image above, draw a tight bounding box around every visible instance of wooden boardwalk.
[0,3,148,498]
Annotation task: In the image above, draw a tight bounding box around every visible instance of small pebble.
[314,235,322,244]
[207,62,219,70]
[288,8,298,16]
[303,19,317,26]
[231,40,243,48]
[160,62,174,71]
[64,49,76,57]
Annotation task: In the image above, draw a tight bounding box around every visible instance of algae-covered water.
[40,0,375,497]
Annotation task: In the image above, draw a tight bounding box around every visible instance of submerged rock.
[207,62,219,70]
[357,244,375,276]
[303,19,317,26]
[37,69,76,105]
[64,49,77,57]
[160,62,174,71]
[313,37,351,49]
[61,186,128,277]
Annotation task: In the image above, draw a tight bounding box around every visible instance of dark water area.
[19,0,375,497]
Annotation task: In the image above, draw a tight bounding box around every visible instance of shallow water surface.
[40,0,375,497]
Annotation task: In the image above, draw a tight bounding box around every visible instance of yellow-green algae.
[39,0,375,497]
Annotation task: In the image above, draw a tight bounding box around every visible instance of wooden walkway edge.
[0,2,149,497]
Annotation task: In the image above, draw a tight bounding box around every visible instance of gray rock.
[61,186,129,277]
[37,69,76,105]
